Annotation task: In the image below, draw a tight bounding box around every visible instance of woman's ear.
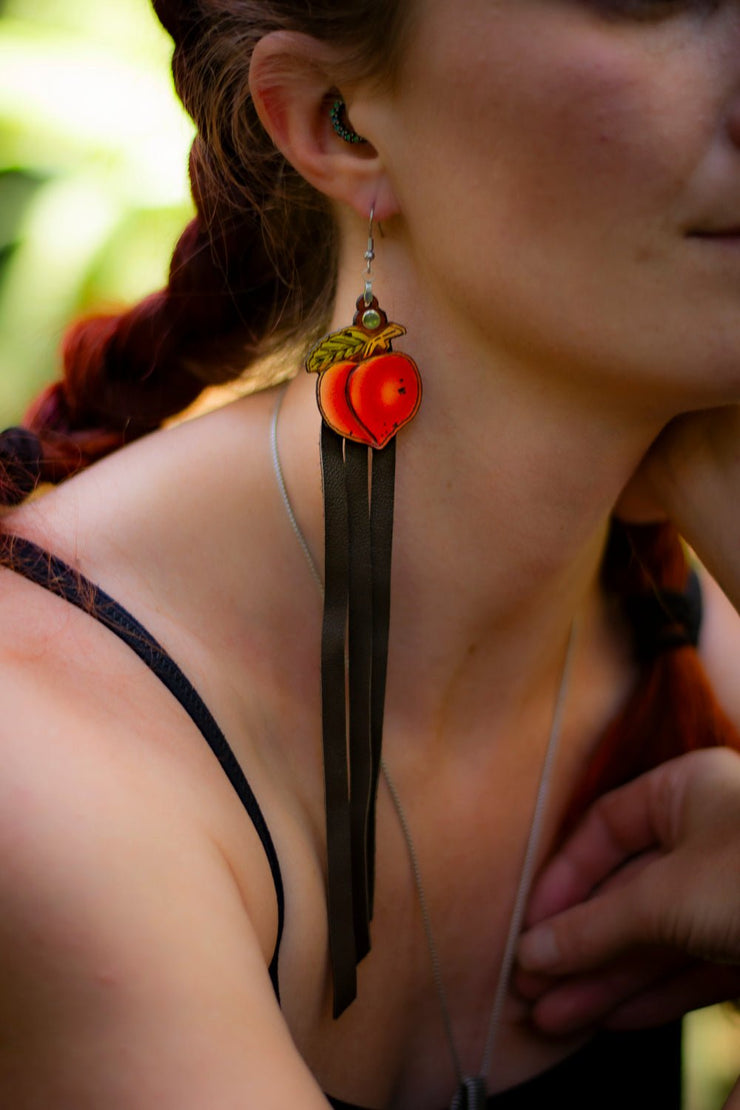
[249,31,398,221]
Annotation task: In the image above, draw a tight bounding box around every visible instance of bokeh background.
[0,1,738,1105]
[0,0,194,424]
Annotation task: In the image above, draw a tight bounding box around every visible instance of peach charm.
[306,297,422,448]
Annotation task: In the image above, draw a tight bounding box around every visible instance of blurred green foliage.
[686,1005,740,1110]
[0,0,194,424]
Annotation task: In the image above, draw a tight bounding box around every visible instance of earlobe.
[249,31,399,222]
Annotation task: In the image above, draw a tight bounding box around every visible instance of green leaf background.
[0,0,194,424]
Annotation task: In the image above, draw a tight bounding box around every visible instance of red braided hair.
[562,520,740,834]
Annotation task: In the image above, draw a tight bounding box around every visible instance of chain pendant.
[450,1076,487,1110]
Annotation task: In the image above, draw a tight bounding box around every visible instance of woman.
[0,0,739,1106]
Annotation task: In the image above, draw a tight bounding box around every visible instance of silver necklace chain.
[270,387,577,1102]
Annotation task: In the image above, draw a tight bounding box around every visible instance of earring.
[330,97,367,145]
[305,211,422,1018]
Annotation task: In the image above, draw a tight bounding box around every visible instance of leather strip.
[320,423,357,1017]
[345,439,373,959]
[367,437,396,913]
[320,430,398,1015]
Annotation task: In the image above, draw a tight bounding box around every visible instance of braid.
[561,519,740,834]
[0,135,316,505]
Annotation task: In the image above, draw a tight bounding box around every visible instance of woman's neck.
[275,262,665,744]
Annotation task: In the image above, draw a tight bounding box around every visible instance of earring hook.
[364,206,376,307]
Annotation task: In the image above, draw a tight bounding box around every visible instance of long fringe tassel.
[320,424,396,1017]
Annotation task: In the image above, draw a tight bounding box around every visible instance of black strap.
[0,533,285,999]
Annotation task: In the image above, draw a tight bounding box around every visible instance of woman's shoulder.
[0,384,319,967]
[0,393,337,1105]
[0,643,324,1106]
[0,531,285,951]
[4,387,282,586]
[0,388,311,735]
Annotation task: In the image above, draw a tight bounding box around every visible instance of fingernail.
[519,926,560,971]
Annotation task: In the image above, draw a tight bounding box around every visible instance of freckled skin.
[370,0,740,410]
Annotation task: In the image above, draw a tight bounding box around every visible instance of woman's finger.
[529,947,685,1036]
[530,956,740,1037]
[520,862,664,976]
[526,768,670,926]
[604,963,740,1030]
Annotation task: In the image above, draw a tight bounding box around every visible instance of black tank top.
[0,534,685,1110]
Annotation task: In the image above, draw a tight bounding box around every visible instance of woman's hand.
[517,748,740,1036]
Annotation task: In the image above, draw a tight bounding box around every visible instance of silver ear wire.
[364,206,376,307]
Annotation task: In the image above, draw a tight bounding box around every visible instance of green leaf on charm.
[363,323,407,357]
[306,328,368,374]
